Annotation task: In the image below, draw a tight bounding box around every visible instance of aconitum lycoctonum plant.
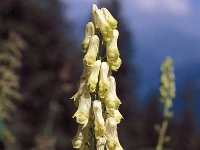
[70,4,123,150]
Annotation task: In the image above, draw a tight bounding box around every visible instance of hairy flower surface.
[72,125,89,149]
[98,62,110,98]
[83,35,99,67]
[73,93,91,128]
[106,29,120,65]
[97,137,106,150]
[82,22,95,52]
[105,117,123,150]
[87,60,101,93]
[93,100,105,139]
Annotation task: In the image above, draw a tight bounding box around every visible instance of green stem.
[156,118,169,150]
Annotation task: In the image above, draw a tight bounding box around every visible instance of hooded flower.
[98,62,110,98]
[108,57,122,71]
[82,22,95,52]
[87,60,101,93]
[106,109,123,124]
[97,136,106,150]
[105,76,121,110]
[73,92,91,128]
[93,100,105,139]
[93,9,113,41]
[106,29,120,64]
[83,35,99,67]
[105,117,123,150]
[101,8,117,29]
[72,124,90,149]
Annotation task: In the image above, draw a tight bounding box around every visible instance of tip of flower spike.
[92,4,98,11]
[102,8,118,29]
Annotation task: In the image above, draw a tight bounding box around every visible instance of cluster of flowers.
[71,4,123,150]
[160,57,176,118]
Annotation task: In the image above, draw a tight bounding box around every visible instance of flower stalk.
[71,4,123,150]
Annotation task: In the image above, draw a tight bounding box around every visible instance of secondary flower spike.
[71,4,123,150]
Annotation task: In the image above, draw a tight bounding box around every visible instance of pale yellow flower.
[94,9,113,41]
[105,117,123,150]
[101,8,118,29]
[98,62,110,98]
[105,76,121,109]
[108,57,122,71]
[72,124,89,149]
[73,92,91,128]
[83,35,99,67]
[87,60,101,93]
[82,22,95,52]
[97,136,106,150]
[106,29,120,64]
[106,109,123,124]
[93,100,105,139]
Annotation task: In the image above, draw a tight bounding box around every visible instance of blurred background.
[0,0,200,149]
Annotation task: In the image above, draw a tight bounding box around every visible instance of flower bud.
[87,60,101,93]
[83,35,99,67]
[106,29,120,64]
[73,92,91,128]
[105,76,121,109]
[93,100,105,139]
[98,62,110,98]
[102,8,118,29]
[72,125,89,149]
[105,117,123,150]
[82,22,95,52]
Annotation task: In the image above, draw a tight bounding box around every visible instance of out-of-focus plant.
[71,4,123,150]
[155,57,176,150]
[0,32,25,142]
